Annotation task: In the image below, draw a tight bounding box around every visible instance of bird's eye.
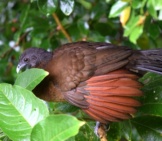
[24,58,29,62]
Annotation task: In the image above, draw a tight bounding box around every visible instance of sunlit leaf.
[31,115,85,141]
[109,0,128,18]
[129,24,143,43]
[0,83,49,141]
[15,68,49,91]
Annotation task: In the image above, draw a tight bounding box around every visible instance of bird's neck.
[33,76,65,102]
[37,51,53,69]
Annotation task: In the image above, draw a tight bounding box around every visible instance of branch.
[52,13,72,43]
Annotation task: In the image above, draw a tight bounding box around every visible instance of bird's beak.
[16,63,26,73]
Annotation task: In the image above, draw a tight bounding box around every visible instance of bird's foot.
[94,121,110,140]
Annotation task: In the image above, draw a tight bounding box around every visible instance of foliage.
[0,69,84,141]
[0,0,162,141]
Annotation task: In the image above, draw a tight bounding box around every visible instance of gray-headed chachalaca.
[17,41,162,124]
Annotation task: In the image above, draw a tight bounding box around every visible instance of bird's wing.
[38,41,142,123]
[46,41,132,91]
[63,69,143,123]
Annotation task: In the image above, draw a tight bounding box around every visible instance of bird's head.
[17,47,51,73]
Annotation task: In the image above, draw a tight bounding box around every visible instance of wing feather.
[63,69,142,123]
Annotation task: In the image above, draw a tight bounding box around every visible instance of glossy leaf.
[15,68,49,91]
[37,0,58,14]
[109,0,128,18]
[132,116,162,141]
[60,0,75,15]
[0,83,49,141]
[120,121,142,141]
[129,24,143,43]
[31,115,85,141]
[139,73,162,116]
[159,10,162,20]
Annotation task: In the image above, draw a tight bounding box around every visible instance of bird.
[17,41,162,124]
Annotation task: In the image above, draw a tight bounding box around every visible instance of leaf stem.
[52,13,72,42]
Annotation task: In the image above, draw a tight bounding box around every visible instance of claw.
[94,121,110,137]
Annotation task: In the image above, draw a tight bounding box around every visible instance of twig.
[52,13,72,42]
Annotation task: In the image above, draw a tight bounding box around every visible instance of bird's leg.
[94,121,100,136]
[94,121,109,141]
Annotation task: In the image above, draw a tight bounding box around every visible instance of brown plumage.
[17,41,162,123]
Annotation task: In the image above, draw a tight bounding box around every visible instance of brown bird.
[17,41,162,124]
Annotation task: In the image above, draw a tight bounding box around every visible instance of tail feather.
[83,69,142,123]
[127,49,162,74]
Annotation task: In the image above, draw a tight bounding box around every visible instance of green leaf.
[132,116,162,141]
[138,73,162,116]
[15,68,49,91]
[147,0,162,10]
[129,25,143,44]
[31,115,85,141]
[132,0,143,9]
[121,121,142,141]
[0,83,49,141]
[77,20,89,36]
[147,0,157,19]
[131,0,147,9]
[109,0,128,18]
[124,11,140,37]
[74,122,98,141]
[159,10,162,20]
[60,0,75,16]
[77,0,92,9]
[107,122,121,141]
[37,0,58,14]
[51,102,79,114]
[148,23,160,39]
[123,10,144,43]
[140,73,162,88]
[155,0,162,10]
